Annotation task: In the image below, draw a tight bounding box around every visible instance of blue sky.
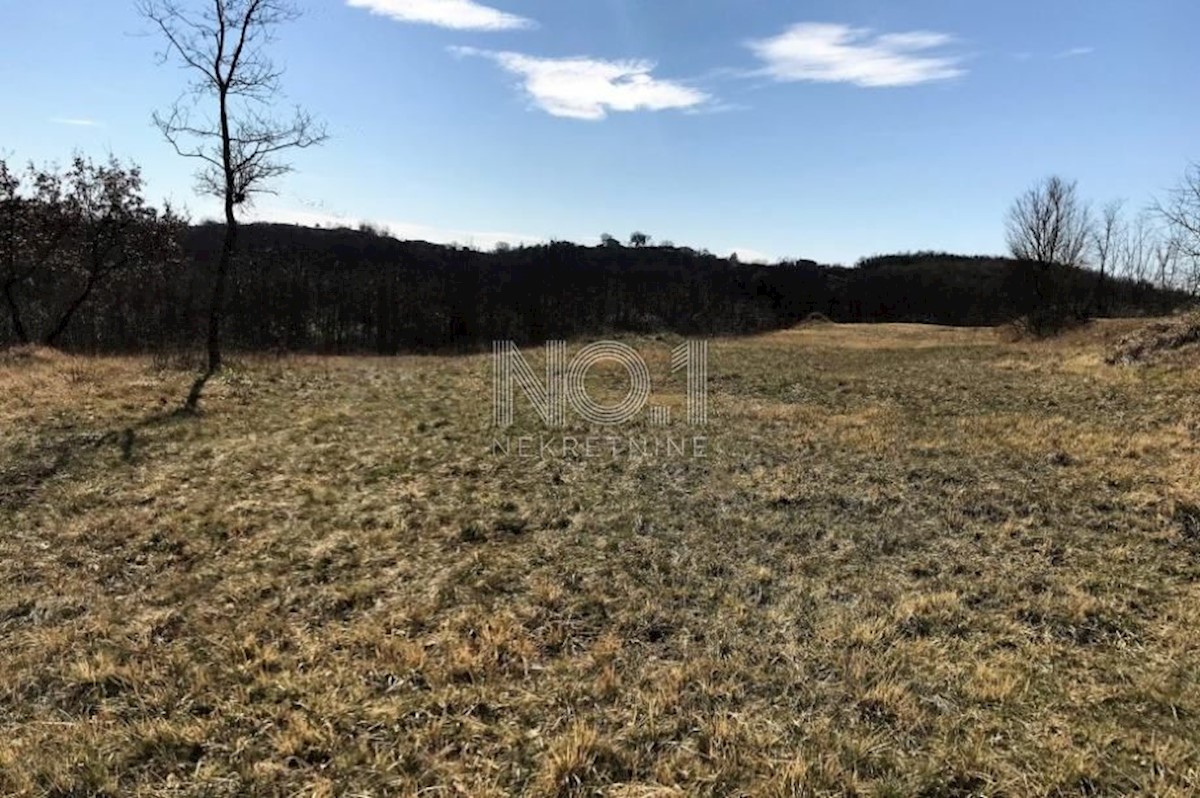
[1,0,1196,263]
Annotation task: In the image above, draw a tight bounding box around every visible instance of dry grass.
[1106,311,1200,366]
[1,321,1199,796]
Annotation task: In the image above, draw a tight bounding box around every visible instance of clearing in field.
[1,321,1199,796]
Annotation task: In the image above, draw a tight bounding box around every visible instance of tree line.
[1004,171,1200,331]
[2,150,1196,357]
[1,0,1196,370]
[0,157,183,348]
[0,192,1191,355]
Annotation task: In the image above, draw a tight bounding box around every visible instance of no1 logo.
[492,340,709,428]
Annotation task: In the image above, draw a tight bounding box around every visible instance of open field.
[2,321,1199,796]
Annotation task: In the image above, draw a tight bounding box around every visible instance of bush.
[1006,305,1091,340]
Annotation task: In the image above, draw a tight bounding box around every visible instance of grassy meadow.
[1,321,1199,796]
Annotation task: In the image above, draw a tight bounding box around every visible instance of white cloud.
[346,0,534,31]
[249,206,547,251]
[748,23,965,87]
[50,118,101,127]
[1056,47,1095,59]
[452,47,709,120]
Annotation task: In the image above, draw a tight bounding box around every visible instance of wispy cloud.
[452,47,709,120]
[748,23,965,88]
[346,0,534,31]
[50,117,102,127]
[1055,46,1095,59]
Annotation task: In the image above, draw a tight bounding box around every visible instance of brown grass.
[1106,311,1200,366]
[1,322,1199,795]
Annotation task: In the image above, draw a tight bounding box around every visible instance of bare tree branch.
[1157,162,1200,260]
[1005,176,1092,268]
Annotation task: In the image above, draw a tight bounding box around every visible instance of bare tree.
[1157,163,1200,295]
[1121,211,1157,284]
[1005,176,1092,267]
[1154,233,1182,291]
[140,0,326,411]
[1183,252,1200,297]
[1091,199,1124,314]
[1158,163,1200,262]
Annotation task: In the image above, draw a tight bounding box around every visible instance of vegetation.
[3,3,1195,794]
[0,157,182,347]
[1006,176,1093,269]
[3,150,1199,361]
[0,223,1191,355]
[1158,163,1200,262]
[1004,173,1200,335]
[139,0,326,409]
[1106,310,1200,365]
[2,321,1198,795]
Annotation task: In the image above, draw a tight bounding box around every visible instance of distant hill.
[4,224,1190,353]
[831,251,1183,327]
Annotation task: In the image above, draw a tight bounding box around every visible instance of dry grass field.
[2,320,1199,796]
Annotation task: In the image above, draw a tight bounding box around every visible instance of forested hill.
[13,223,1192,353]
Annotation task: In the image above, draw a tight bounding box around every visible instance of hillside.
[3,224,1190,353]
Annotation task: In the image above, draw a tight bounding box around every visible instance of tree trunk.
[206,219,238,373]
[2,279,29,345]
[43,275,100,347]
[184,220,236,412]
[184,83,238,413]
